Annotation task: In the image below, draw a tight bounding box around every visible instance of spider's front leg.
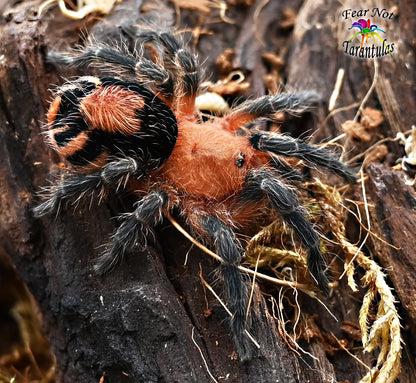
[199,215,252,361]
[269,156,305,183]
[241,170,330,294]
[250,132,357,183]
[225,91,321,128]
[225,91,357,182]
[94,190,169,274]
[33,157,145,217]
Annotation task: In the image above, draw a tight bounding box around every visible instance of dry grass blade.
[244,175,401,383]
[310,180,402,383]
[356,254,401,383]
[191,327,219,383]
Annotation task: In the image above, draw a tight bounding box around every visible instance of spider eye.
[235,152,245,168]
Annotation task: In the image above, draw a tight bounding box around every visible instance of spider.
[34,30,357,361]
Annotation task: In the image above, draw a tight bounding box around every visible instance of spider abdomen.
[46,76,178,170]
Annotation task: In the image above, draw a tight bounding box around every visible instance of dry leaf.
[342,120,372,142]
[360,107,384,130]
[363,144,388,166]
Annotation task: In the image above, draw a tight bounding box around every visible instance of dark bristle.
[251,133,357,183]
[201,216,252,361]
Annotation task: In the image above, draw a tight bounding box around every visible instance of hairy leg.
[250,132,357,183]
[225,91,320,129]
[94,190,169,274]
[241,169,330,295]
[33,157,145,217]
[269,156,305,183]
[136,31,199,115]
[199,215,252,361]
[47,45,174,105]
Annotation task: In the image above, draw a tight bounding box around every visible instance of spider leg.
[241,169,330,295]
[47,46,174,105]
[33,157,145,217]
[94,190,169,274]
[269,156,305,183]
[250,132,357,183]
[200,215,252,361]
[137,31,199,115]
[48,47,137,73]
[225,91,321,129]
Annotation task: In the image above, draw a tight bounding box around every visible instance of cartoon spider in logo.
[34,30,356,360]
[348,18,392,56]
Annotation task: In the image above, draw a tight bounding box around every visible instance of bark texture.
[0,0,415,382]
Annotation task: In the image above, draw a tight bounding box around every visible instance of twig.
[191,327,219,383]
[353,59,379,123]
[346,128,413,165]
[331,333,372,372]
[343,199,400,250]
[340,168,369,280]
[246,251,261,321]
[322,102,361,133]
[328,68,345,111]
[341,59,379,161]
[253,0,270,45]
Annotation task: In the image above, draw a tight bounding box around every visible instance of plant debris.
[38,0,120,19]
[262,52,285,93]
[245,177,402,383]
[398,125,416,166]
[342,107,384,143]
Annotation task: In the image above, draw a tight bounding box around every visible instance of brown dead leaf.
[262,52,285,71]
[342,120,372,142]
[216,48,235,75]
[262,52,285,92]
[228,0,256,6]
[360,107,384,130]
[263,74,279,93]
[363,144,388,166]
[208,80,250,96]
[342,108,383,143]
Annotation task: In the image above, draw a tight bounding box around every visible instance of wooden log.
[0,0,415,381]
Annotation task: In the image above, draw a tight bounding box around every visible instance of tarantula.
[34,30,356,361]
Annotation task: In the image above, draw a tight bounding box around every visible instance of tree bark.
[0,0,415,382]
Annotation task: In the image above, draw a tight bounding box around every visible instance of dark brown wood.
[365,163,416,365]
[0,0,415,382]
